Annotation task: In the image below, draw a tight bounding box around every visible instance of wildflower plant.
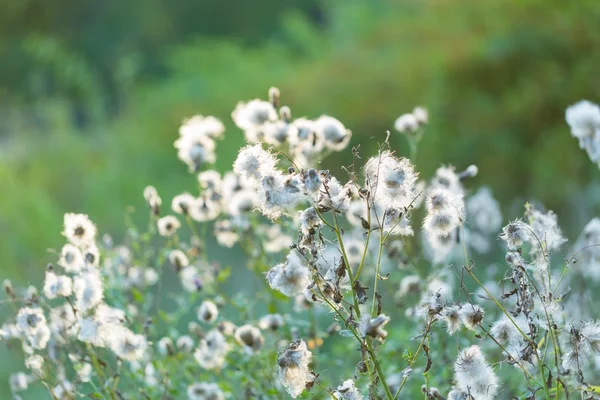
[2,89,600,399]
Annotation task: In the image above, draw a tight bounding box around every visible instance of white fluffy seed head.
[499,219,530,249]
[179,115,225,139]
[459,304,485,330]
[59,244,85,273]
[233,144,278,181]
[157,215,181,237]
[266,252,311,297]
[277,339,314,398]
[332,379,363,400]
[453,345,499,400]
[314,115,351,151]
[234,324,264,353]
[63,213,97,247]
[394,113,419,134]
[566,100,600,140]
[197,301,219,323]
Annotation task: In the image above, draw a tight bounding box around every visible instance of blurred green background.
[2,0,600,287]
[1,0,600,397]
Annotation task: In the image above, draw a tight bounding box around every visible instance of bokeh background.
[1,0,600,395]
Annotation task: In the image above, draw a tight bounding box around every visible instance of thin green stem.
[353,200,372,283]
[370,229,385,317]
[314,283,393,399]
[330,207,361,318]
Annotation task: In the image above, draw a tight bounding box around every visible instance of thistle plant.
[2,89,600,400]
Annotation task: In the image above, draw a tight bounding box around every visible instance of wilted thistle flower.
[73,268,103,312]
[143,185,162,215]
[198,170,222,192]
[109,327,148,361]
[180,266,203,292]
[359,314,390,341]
[258,313,285,331]
[171,192,196,215]
[381,158,418,209]
[441,305,462,335]
[269,86,280,105]
[77,304,126,347]
[174,130,216,172]
[194,329,230,370]
[394,111,423,134]
[179,115,225,139]
[16,307,51,350]
[499,219,530,249]
[299,207,321,236]
[288,117,317,144]
[332,379,363,400]
[489,316,528,361]
[26,285,38,302]
[143,185,158,203]
[49,303,77,337]
[254,171,305,219]
[63,213,97,247]
[263,117,294,146]
[426,187,462,214]
[157,215,181,237]
[168,249,189,272]
[157,337,174,356]
[314,115,352,151]
[562,320,600,371]
[53,379,75,398]
[452,345,499,400]
[214,220,239,248]
[466,187,502,235]
[413,106,428,124]
[422,385,443,400]
[302,168,322,197]
[177,335,195,352]
[189,196,221,222]
[364,150,417,209]
[431,165,462,194]
[423,208,462,237]
[197,300,219,323]
[423,188,464,237]
[43,269,73,299]
[266,252,311,297]
[397,275,422,299]
[277,339,314,398]
[566,100,600,167]
[217,320,237,336]
[76,363,93,383]
[317,176,352,212]
[232,99,278,142]
[83,243,100,267]
[490,318,516,343]
[459,304,484,330]
[233,144,278,181]
[10,372,30,393]
[3,279,14,299]
[25,355,44,375]
[77,317,104,346]
[525,204,567,254]
[234,324,264,353]
[187,382,225,400]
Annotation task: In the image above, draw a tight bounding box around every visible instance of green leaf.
[131,288,145,303]
[217,266,231,283]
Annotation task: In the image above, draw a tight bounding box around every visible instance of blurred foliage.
[1,0,600,398]
[2,0,600,282]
